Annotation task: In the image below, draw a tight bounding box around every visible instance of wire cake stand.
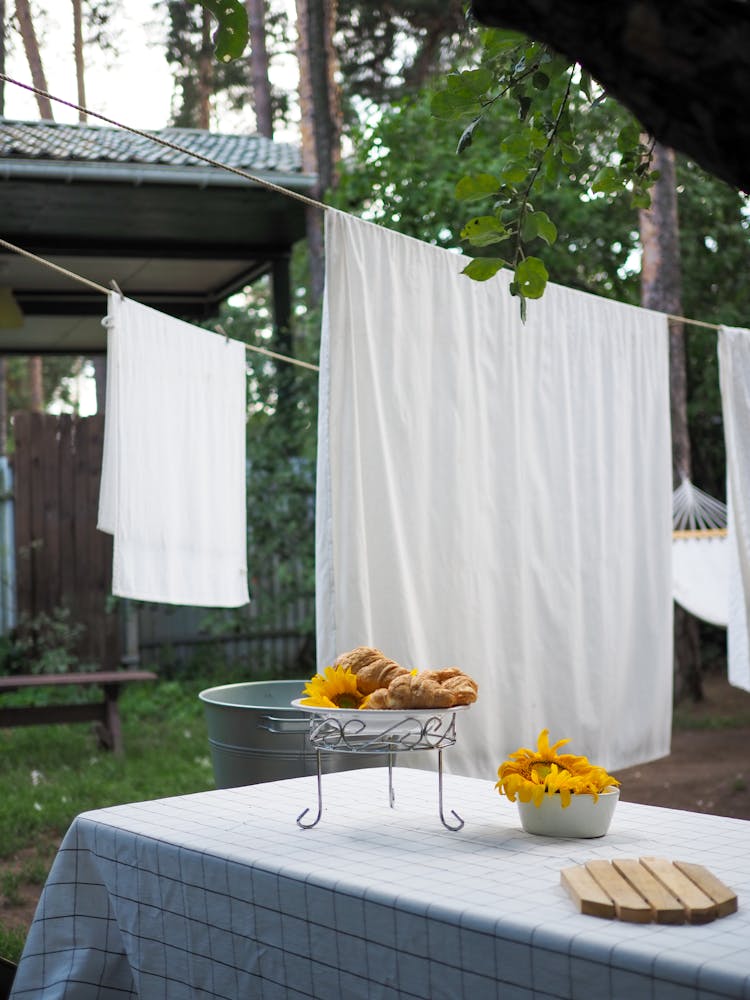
[290,700,469,831]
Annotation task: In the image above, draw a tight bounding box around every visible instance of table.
[10,767,750,999]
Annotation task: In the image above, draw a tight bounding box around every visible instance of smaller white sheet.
[98,293,249,607]
[718,325,750,691]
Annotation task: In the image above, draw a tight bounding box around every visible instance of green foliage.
[333,87,642,305]
[167,1,291,129]
[430,29,659,316]
[334,1,470,122]
[0,608,91,677]
[0,678,216,859]
[193,0,248,62]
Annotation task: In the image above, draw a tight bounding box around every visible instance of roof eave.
[0,158,317,191]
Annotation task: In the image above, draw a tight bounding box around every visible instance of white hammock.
[672,478,728,627]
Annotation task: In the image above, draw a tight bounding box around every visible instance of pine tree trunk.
[72,0,87,121]
[28,356,43,412]
[295,0,341,305]
[639,141,703,703]
[247,0,273,137]
[197,10,214,129]
[15,0,53,117]
[16,0,51,414]
[0,0,6,114]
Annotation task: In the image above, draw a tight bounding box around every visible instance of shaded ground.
[2,673,749,955]
[617,673,750,820]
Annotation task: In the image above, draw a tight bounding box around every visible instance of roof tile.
[0,118,304,174]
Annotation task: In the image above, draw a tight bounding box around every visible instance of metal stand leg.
[297,752,323,829]
[437,750,464,831]
[388,751,396,808]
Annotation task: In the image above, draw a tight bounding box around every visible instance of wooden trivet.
[561,857,738,924]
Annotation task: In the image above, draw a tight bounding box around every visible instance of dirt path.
[617,673,750,820]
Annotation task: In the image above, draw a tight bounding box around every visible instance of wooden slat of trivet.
[639,858,717,924]
[673,861,738,918]
[585,860,653,923]
[560,865,616,919]
[611,858,685,924]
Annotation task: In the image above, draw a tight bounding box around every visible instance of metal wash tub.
[199,679,382,788]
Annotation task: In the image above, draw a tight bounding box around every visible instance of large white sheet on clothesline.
[317,210,673,774]
[98,293,249,607]
[718,325,750,692]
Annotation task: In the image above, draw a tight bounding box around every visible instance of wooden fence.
[12,411,120,669]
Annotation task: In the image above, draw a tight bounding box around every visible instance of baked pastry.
[366,667,478,709]
[334,645,409,695]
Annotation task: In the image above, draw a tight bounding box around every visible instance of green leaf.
[193,0,248,61]
[501,132,532,158]
[501,162,527,185]
[449,68,493,98]
[560,142,581,164]
[631,190,652,210]
[482,28,525,55]
[591,165,621,194]
[430,88,479,121]
[532,71,550,91]
[460,216,509,247]
[514,257,548,298]
[533,210,557,245]
[617,123,641,153]
[521,212,539,242]
[457,118,481,155]
[455,174,500,202]
[462,258,505,281]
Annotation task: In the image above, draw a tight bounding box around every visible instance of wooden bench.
[0,670,157,754]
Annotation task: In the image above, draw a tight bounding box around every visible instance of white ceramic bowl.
[516,787,619,838]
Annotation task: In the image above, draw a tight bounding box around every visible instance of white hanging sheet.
[317,210,673,774]
[98,293,249,607]
[718,325,750,692]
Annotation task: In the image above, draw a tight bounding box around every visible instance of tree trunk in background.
[16,0,51,413]
[295,0,341,305]
[93,356,106,414]
[0,0,5,113]
[15,0,53,117]
[197,10,214,129]
[72,0,87,121]
[247,0,273,137]
[28,356,43,412]
[639,141,703,704]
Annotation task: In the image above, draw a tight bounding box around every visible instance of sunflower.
[496,729,619,808]
[300,666,366,709]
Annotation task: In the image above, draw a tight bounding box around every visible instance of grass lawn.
[0,672,239,963]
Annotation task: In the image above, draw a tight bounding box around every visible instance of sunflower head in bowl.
[496,729,619,808]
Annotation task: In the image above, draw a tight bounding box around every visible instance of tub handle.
[258,714,310,735]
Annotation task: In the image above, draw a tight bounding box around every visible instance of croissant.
[334,645,409,695]
[430,667,479,706]
[365,667,479,709]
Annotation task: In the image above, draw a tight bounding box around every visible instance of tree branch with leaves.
[431,28,659,318]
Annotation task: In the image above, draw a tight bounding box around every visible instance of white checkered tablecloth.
[10,766,750,1000]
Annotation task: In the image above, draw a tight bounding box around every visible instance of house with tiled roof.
[0,118,315,352]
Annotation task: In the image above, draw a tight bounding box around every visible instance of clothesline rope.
[0,235,110,295]
[0,235,315,370]
[0,72,731,338]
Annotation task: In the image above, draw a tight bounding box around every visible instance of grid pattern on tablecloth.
[10,767,750,1000]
